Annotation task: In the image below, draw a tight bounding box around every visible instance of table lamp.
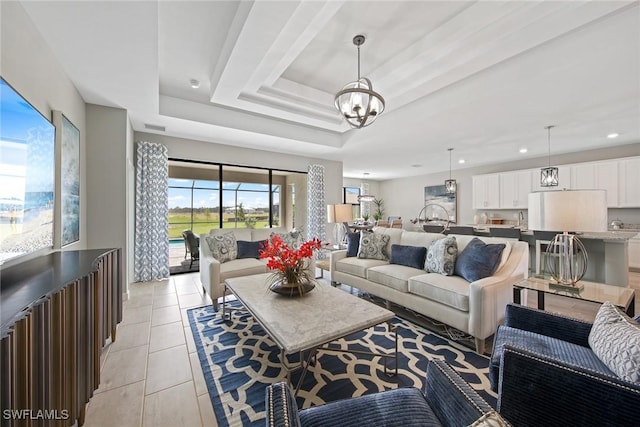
[528,190,607,289]
[327,204,353,247]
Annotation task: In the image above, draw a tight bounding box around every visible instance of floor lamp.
[327,204,353,247]
[528,190,607,289]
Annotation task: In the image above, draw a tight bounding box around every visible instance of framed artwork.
[424,185,457,223]
[55,111,80,246]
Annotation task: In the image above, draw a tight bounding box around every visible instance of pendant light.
[540,125,559,187]
[445,148,456,194]
[334,35,385,129]
[358,173,375,202]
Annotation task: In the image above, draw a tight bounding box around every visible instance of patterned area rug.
[188,302,497,427]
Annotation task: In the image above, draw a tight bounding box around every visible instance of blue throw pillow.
[454,238,505,282]
[346,232,360,257]
[390,244,427,270]
[237,240,265,259]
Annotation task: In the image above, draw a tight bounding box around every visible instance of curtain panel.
[134,141,170,281]
[307,164,326,257]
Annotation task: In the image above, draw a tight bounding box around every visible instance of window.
[343,186,360,219]
[168,178,220,239]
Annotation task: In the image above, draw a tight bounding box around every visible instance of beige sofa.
[330,227,529,353]
[200,227,286,310]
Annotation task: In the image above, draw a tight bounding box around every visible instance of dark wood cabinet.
[1,249,122,426]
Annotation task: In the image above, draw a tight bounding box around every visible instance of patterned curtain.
[134,141,170,282]
[307,164,326,246]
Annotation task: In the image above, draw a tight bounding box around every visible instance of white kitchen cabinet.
[629,234,640,270]
[500,170,532,208]
[531,165,572,192]
[571,163,596,190]
[473,174,500,209]
[595,161,619,207]
[619,157,640,207]
[570,161,619,207]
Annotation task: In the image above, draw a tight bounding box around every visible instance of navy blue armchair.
[265,360,494,427]
[491,304,640,426]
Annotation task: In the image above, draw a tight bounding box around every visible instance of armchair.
[265,360,498,427]
[491,304,640,426]
[182,230,200,269]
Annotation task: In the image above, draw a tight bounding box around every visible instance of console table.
[0,249,123,426]
[513,277,635,316]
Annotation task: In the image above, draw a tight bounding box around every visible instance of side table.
[315,245,345,279]
[513,277,635,316]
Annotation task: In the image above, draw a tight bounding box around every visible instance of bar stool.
[423,224,446,233]
[489,227,521,241]
[447,226,476,235]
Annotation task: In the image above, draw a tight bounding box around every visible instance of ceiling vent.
[144,123,166,132]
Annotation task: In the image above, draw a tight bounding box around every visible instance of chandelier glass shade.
[445,148,456,194]
[540,125,559,187]
[334,35,385,129]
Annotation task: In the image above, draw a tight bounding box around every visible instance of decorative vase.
[269,278,315,297]
[480,213,488,224]
[473,214,480,225]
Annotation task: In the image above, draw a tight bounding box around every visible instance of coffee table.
[513,277,635,316]
[222,273,397,392]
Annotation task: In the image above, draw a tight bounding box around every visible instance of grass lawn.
[168,212,273,239]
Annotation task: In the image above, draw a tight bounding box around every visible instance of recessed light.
[519,148,528,153]
[607,133,619,139]
[410,164,422,168]
[189,78,200,89]
[458,159,465,164]
[363,172,370,176]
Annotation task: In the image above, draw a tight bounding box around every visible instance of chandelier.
[445,148,456,193]
[540,125,559,187]
[334,35,385,128]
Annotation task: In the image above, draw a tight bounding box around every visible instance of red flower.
[260,236,322,284]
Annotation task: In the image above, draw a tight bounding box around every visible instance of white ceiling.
[20,0,640,180]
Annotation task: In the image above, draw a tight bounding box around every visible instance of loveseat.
[490,303,640,426]
[200,227,298,310]
[330,227,529,353]
[265,360,502,427]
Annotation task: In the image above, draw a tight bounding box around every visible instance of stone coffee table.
[222,273,397,392]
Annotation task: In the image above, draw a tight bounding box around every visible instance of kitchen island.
[473,226,636,287]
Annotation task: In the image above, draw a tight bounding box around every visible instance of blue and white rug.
[188,302,497,427]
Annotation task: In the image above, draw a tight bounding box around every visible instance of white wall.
[1,1,87,266]
[380,143,640,227]
[86,104,130,286]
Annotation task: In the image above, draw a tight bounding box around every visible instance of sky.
[168,179,279,210]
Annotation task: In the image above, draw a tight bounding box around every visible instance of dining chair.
[376,219,389,227]
[390,219,402,229]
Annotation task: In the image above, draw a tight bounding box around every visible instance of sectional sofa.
[330,227,529,353]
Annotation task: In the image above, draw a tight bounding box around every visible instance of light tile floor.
[84,273,216,427]
[83,269,640,426]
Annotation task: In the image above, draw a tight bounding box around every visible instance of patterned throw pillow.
[425,236,458,276]
[271,231,302,249]
[357,233,390,260]
[205,232,238,263]
[469,410,511,427]
[588,301,640,383]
